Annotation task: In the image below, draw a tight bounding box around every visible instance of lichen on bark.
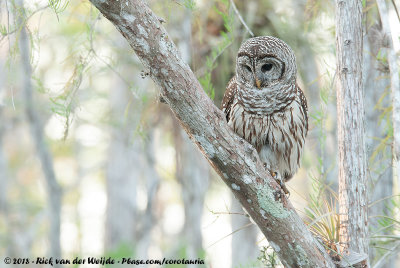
[256,183,290,219]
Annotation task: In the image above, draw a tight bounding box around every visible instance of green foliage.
[0,24,7,36]
[370,196,400,263]
[306,83,342,260]
[105,243,136,268]
[305,189,340,259]
[50,57,88,139]
[305,72,343,256]
[308,71,336,181]
[183,0,196,10]
[234,259,263,268]
[376,49,389,70]
[199,0,234,99]
[165,244,186,268]
[164,243,206,268]
[32,75,48,94]
[368,79,392,177]
[304,0,334,30]
[48,0,69,19]
[258,245,282,268]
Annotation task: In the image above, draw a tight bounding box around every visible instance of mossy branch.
[88,0,336,267]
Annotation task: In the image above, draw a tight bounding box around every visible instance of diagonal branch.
[88,0,335,267]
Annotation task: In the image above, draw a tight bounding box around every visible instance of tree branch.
[88,0,335,266]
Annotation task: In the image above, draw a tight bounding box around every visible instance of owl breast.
[227,87,308,181]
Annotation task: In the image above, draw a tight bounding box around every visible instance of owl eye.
[242,65,252,73]
[261,63,273,72]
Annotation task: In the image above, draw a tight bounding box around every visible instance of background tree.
[335,0,368,262]
[363,2,394,266]
[16,0,62,265]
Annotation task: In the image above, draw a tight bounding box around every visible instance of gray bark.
[335,0,368,263]
[16,0,62,263]
[88,0,336,266]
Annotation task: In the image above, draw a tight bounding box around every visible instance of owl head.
[236,36,297,90]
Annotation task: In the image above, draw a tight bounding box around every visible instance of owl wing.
[297,85,308,133]
[221,76,237,122]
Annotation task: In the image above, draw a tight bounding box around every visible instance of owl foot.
[277,177,290,197]
[263,163,290,196]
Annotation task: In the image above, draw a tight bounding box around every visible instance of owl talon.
[280,182,290,196]
[274,173,290,196]
[263,165,290,196]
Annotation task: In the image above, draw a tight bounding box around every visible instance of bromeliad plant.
[304,183,341,262]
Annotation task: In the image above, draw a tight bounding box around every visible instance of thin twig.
[371,235,400,240]
[86,10,140,99]
[0,4,49,43]
[5,0,11,50]
[369,215,400,225]
[229,0,254,37]
[391,0,400,22]
[206,222,253,248]
[369,194,400,208]
[373,241,400,268]
[371,223,396,237]
[209,210,248,216]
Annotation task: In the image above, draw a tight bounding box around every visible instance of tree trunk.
[105,66,139,254]
[0,106,11,255]
[174,125,209,261]
[335,0,368,264]
[136,128,160,259]
[16,0,62,264]
[363,20,393,267]
[0,66,8,225]
[376,0,400,201]
[88,0,336,266]
[231,197,259,266]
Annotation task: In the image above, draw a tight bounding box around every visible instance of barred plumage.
[221,36,308,183]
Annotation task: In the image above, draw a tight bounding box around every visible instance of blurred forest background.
[0,0,399,267]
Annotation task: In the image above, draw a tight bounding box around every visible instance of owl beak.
[255,78,262,89]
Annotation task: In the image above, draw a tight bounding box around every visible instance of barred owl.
[221,36,308,193]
